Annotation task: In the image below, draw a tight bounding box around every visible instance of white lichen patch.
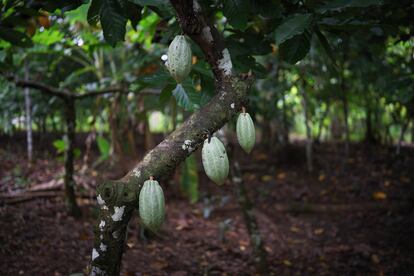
[111,206,125,221]
[97,194,105,206]
[230,103,235,109]
[99,242,107,252]
[99,220,105,230]
[97,194,109,210]
[132,167,141,178]
[182,139,195,153]
[219,92,227,100]
[92,248,99,261]
[218,49,233,75]
[202,26,213,43]
[91,266,105,276]
[112,231,119,239]
[193,0,201,12]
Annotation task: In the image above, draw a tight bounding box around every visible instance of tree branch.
[75,87,161,99]
[8,77,72,98]
[89,1,253,275]
[170,0,232,83]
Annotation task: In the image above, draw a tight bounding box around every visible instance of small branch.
[75,87,161,99]
[7,76,72,98]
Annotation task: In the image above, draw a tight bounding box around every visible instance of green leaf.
[172,83,201,111]
[96,136,110,160]
[314,26,338,71]
[275,14,313,45]
[100,0,128,46]
[159,82,175,106]
[172,84,191,111]
[128,0,168,6]
[279,31,312,64]
[223,0,251,30]
[119,0,142,30]
[53,139,67,154]
[87,0,102,26]
[317,0,383,13]
[0,27,33,47]
[180,155,199,204]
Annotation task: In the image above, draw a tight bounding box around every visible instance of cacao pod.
[139,179,165,231]
[166,35,192,83]
[202,137,229,185]
[236,112,255,153]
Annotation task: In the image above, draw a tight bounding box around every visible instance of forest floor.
[0,134,413,275]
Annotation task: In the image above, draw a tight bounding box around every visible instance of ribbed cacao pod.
[201,137,229,185]
[166,35,192,83]
[139,179,165,231]
[236,112,255,153]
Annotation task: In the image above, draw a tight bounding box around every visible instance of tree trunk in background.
[231,160,268,274]
[315,102,330,143]
[24,61,33,166]
[396,119,410,155]
[341,79,350,158]
[64,99,81,217]
[365,105,375,144]
[281,92,289,145]
[300,84,313,172]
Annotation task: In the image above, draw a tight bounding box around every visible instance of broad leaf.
[275,14,313,45]
[180,155,199,203]
[87,0,102,26]
[100,0,128,46]
[317,0,383,13]
[279,31,312,64]
[223,0,251,30]
[96,136,110,160]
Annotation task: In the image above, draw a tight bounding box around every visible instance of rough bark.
[89,1,252,275]
[64,99,82,217]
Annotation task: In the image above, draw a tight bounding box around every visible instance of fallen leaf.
[371,254,380,264]
[314,228,324,235]
[290,226,300,233]
[373,191,387,200]
[282,260,292,266]
[254,153,267,161]
[261,175,272,182]
[318,174,326,181]
[277,172,286,180]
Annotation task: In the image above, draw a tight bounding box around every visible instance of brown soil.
[1,138,413,275]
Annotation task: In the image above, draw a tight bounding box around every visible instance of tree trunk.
[231,160,268,274]
[341,80,350,157]
[24,61,33,166]
[281,92,289,145]
[300,84,313,172]
[396,119,410,155]
[64,99,81,217]
[315,102,330,143]
[89,1,253,274]
[365,105,374,143]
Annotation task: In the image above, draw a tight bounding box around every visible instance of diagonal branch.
[89,1,253,275]
[8,77,72,98]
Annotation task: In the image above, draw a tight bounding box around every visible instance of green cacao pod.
[166,35,192,83]
[236,112,255,153]
[202,137,229,185]
[139,179,165,231]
